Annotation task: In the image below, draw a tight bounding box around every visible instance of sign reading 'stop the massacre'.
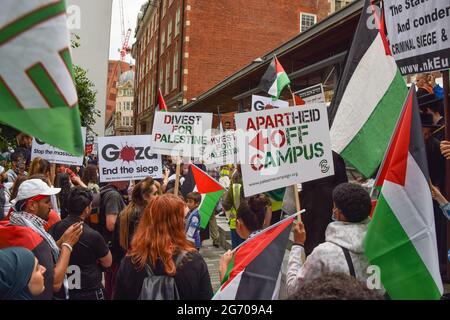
[234,104,334,197]
[98,135,162,183]
[151,112,213,158]
[384,0,450,75]
[295,84,326,105]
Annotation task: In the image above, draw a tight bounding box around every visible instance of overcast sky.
[109,0,148,63]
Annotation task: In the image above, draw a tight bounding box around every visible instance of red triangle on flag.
[157,88,168,112]
[274,56,285,74]
[191,165,224,194]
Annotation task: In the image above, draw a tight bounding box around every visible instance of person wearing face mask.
[0,247,46,300]
[286,183,383,297]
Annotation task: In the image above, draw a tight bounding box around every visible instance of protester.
[6,151,27,183]
[288,273,384,300]
[222,166,246,249]
[54,172,72,220]
[0,247,46,300]
[15,133,33,167]
[286,183,380,297]
[29,158,60,214]
[50,187,112,300]
[112,177,161,264]
[431,185,450,221]
[114,194,213,300]
[82,164,100,193]
[0,166,7,219]
[185,192,202,250]
[441,140,450,160]
[0,179,82,299]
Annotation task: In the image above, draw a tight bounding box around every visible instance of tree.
[74,65,99,134]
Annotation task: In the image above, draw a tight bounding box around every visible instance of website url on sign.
[249,172,298,187]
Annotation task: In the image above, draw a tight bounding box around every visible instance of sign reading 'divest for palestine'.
[234,104,334,197]
[203,131,238,166]
[98,135,162,183]
[31,127,86,166]
[151,112,213,158]
[295,84,326,104]
[251,95,289,112]
[384,0,450,75]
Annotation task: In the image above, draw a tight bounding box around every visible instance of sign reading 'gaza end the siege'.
[151,112,213,158]
[235,104,334,197]
[384,0,450,75]
[98,135,162,183]
[251,95,289,112]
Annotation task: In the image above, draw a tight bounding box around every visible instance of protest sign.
[295,84,325,104]
[235,104,334,197]
[251,95,289,112]
[31,127,86,166]
[384,0,450,75]
[203,131,238,166]
[98,135,162,183]
[151,112,213,158]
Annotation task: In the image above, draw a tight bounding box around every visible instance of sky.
[109,0,148,64]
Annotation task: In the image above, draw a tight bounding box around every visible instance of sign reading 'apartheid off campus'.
[235,104,334,197]
[98,135,162,183]
[203,131,239,166]
[151,112,213,158]
[31,127,87,166]
[384,0,450,75]
[251,95,289,112]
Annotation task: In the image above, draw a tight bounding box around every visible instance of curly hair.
[237,195,270,232]
[332,183,371,223]
[288,273,384,300]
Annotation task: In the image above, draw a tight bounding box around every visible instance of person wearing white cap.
[2,179,83,300]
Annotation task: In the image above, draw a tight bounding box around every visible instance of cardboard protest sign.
[98,135,162,183]
[235,104,334,197]
[31,127,86,166]
[203,131,238,166]
[151,112,213,158]
[384,0,450,75]
[251,95,289,112]
[295,84,325,104]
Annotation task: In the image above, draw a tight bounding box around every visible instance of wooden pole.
[442,70,450,280]
[174,156,181,197]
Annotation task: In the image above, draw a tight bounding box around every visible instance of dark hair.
[237,195,269,232]
[66,187,93,217]
[288,273,384,300]
[55,173,72,219]
[10,151,24,163]
[82,164,98,185]
[186,192,201,204]
[29,157,51,176]
[332,183,371,223]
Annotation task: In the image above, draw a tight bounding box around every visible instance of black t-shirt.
[99,185,126,243]
[50,216,110,292]
[114,250,213,300]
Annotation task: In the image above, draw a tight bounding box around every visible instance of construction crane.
[118,0,132,62]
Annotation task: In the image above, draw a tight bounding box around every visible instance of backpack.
[138,251,186,300]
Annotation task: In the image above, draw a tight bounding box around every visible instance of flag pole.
[288,85,302,221]
[174,152,182,197]
[442,69,450,280]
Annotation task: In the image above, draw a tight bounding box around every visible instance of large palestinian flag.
[364,86,443,300]
[258,56,290,99]
[0,1,83,156]
[191,165,225,229]
[213,216,294,300]
[329,0,408,178]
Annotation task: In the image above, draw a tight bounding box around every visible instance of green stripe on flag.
[221,256,235,286]
[0,77,22,110]
[0,1,66,46]
[60,48,75,79]
[364,194,442,300]
[27,63,69,108]
[199,190,224,229]
[340,70,407,177]
[276,72,290,98]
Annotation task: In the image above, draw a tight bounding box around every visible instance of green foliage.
[74,65,99,134]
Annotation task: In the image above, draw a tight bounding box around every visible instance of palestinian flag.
[329,0,408,178]
[364,86,443,300]
[157,88,168,112]
[0,0,83,155]
[213,215,294,300]
[191,165,225,229]
[258,56,290,99]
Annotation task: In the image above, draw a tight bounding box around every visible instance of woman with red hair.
[114,194,213,300]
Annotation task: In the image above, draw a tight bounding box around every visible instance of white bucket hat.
[10,179,60,205]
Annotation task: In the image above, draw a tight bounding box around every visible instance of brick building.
[105,60,134,136]
[132,0,344,134]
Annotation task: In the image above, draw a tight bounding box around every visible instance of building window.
[300,13,317,33]
[167,18,172,46]
[161,30,166,54]
[173,50,178,89]
[165,60,170,94]
[175,7,181,36]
